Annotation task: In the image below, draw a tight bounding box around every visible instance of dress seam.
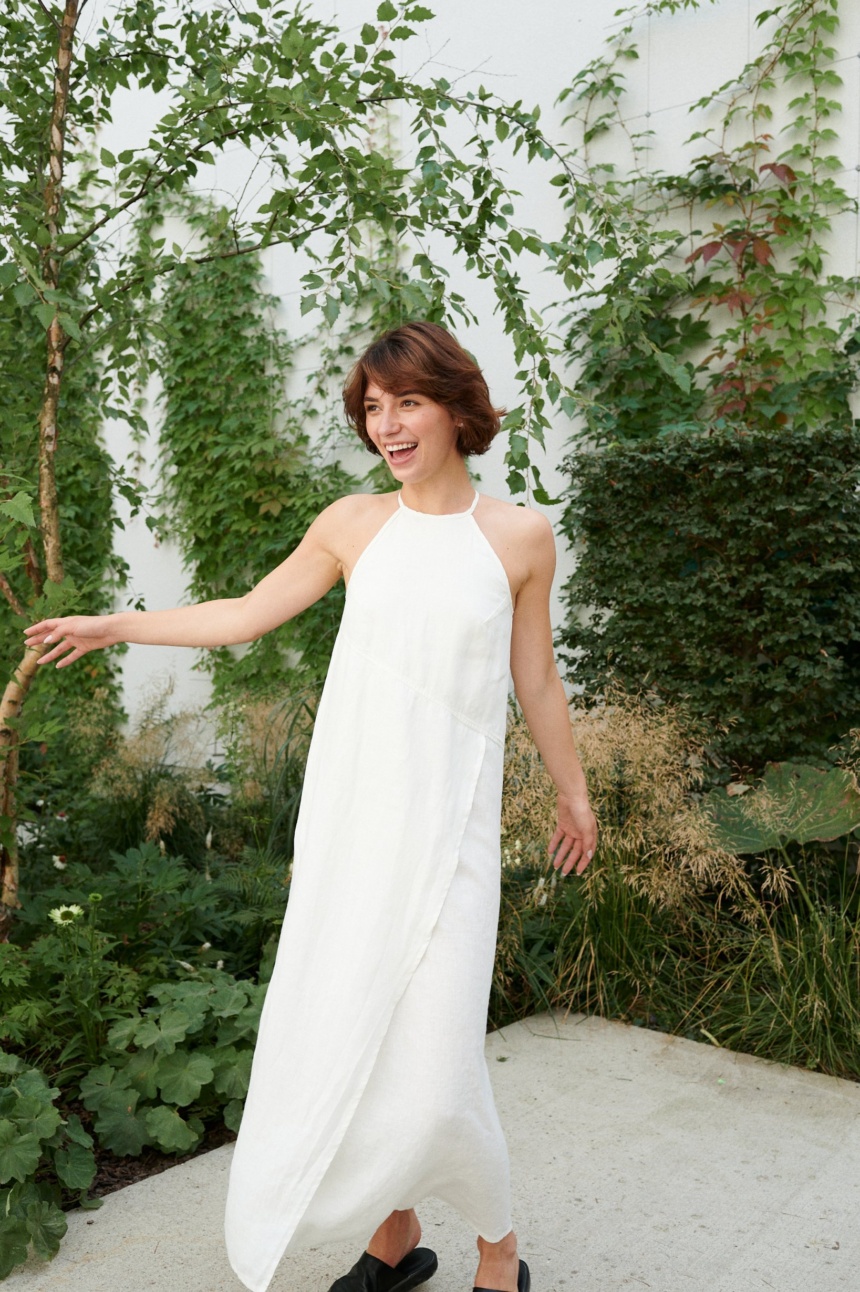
[341,632,505,748]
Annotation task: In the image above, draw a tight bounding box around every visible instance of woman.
[25,321,597,1292]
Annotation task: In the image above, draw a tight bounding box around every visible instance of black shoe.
[473,1256,530,1292]
[328,1247,439,1292]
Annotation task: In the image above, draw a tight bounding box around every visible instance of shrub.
[557,424,860,774]
[0,1053,101,1280]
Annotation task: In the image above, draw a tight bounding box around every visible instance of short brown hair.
[342,320,504,457]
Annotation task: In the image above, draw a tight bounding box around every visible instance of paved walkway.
[11,1011,860,1291]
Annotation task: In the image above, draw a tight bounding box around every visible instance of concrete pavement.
[10,1011,860,1291]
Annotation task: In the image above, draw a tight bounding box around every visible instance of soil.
[85,1122,237,1202]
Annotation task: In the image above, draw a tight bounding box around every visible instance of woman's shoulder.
[477,491,554,540]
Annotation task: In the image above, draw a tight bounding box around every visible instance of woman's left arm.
[509,511,598,877]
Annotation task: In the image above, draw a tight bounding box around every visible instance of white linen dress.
[225,488,515,1292]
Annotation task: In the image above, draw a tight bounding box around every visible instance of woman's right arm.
[24,498,351,669]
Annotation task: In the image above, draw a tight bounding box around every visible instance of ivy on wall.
[555,0,860,769]
[559,0,859,445]
[150,199,359,703]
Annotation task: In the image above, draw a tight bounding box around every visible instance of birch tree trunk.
[0,0,77,938]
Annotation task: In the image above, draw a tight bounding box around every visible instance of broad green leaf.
[223,1098,244,1133]
[0,1216,30,1279]
[79,1064,132,1111]
[91,1090,149,1156]
[133,1006,198,1055]
[213,1047,252,1099]
[155,1050,214,1107]
[53,1142,96,1192]
[704,762,860,854]
[377,1,397,19]
[23,1198,67,1261]
[144,1105,201,1153]
[0,1122,41,1184]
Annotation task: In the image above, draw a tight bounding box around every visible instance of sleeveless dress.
[225,488,515,1292]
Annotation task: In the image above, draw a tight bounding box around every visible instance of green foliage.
[559,0,858,450]
[151,199,360,698]
[0,263,126,797]
[0,1054,100,1280]
[557,424,860,772]
[556,2,860,766]
[705,761,860,853]
[79,971,262,1156]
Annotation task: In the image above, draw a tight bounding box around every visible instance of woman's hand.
[548,791,598,877]
[24,615,120,668]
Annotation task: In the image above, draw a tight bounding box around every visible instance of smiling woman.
[23,320,597,1292]
[343,319,505,462]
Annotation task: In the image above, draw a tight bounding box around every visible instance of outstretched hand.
[548,791,598,877]
[23,615,118,669]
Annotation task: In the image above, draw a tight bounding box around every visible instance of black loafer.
[328,1247,439,1292]
[473,1256,530,1292]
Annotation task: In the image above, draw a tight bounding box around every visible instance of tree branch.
[33,0,61,34]
[0,574,26,620]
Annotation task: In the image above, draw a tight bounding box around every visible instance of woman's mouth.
[385,441,418,464]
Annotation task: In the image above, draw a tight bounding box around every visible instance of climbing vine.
[555,0,860,769]
[558,0,859,444]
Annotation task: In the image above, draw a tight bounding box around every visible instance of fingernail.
[44,635,52,643]
[587,849,594,859]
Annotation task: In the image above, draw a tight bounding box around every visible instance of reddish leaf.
[761,162,797,186]
[686,239,723,265]
[752,237,773,265]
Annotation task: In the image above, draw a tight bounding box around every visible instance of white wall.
[92,0,860,738]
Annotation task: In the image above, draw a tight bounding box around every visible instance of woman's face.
[363,382,460,480]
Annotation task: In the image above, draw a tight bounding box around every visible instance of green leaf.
[360,22,378,43]
[133,1007,198,1055]
[144,1105,201,1153]
[705,762,860,854]
[212,1047,252,1099]
[377,1,397,19]
[651,348,692,394]
[223,1098,244,1133]
[91,1091,150,1157]
[0,1215,30,1279]
[23,1197,67,1261]
[34,301,56,331]
[99,147,116,167]
[155,1050,214,1107]
[0,1122,42,1184]
[0,264,19,289]
[53,1142,96,1192]
[0,1053,25,1076]
[0,491,37,530]
[79,1064,133,1112]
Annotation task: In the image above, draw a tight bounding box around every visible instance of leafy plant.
[1,0,635,932]
[705,760,860,854]
[0,1052,101,1280]
[80,971,264,1155]
[557,424,860,772]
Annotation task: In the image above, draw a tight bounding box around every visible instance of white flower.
[205,828,213,850]
[216,959,224,970]
[158,839,166,855]
[200,942,211,951]
[177,960,194,971]
[48,904,84,925]
[52,855,67,870]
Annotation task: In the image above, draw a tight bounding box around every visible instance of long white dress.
[225,488,515,1292]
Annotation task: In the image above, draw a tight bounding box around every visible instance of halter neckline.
[397,489,480,517]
